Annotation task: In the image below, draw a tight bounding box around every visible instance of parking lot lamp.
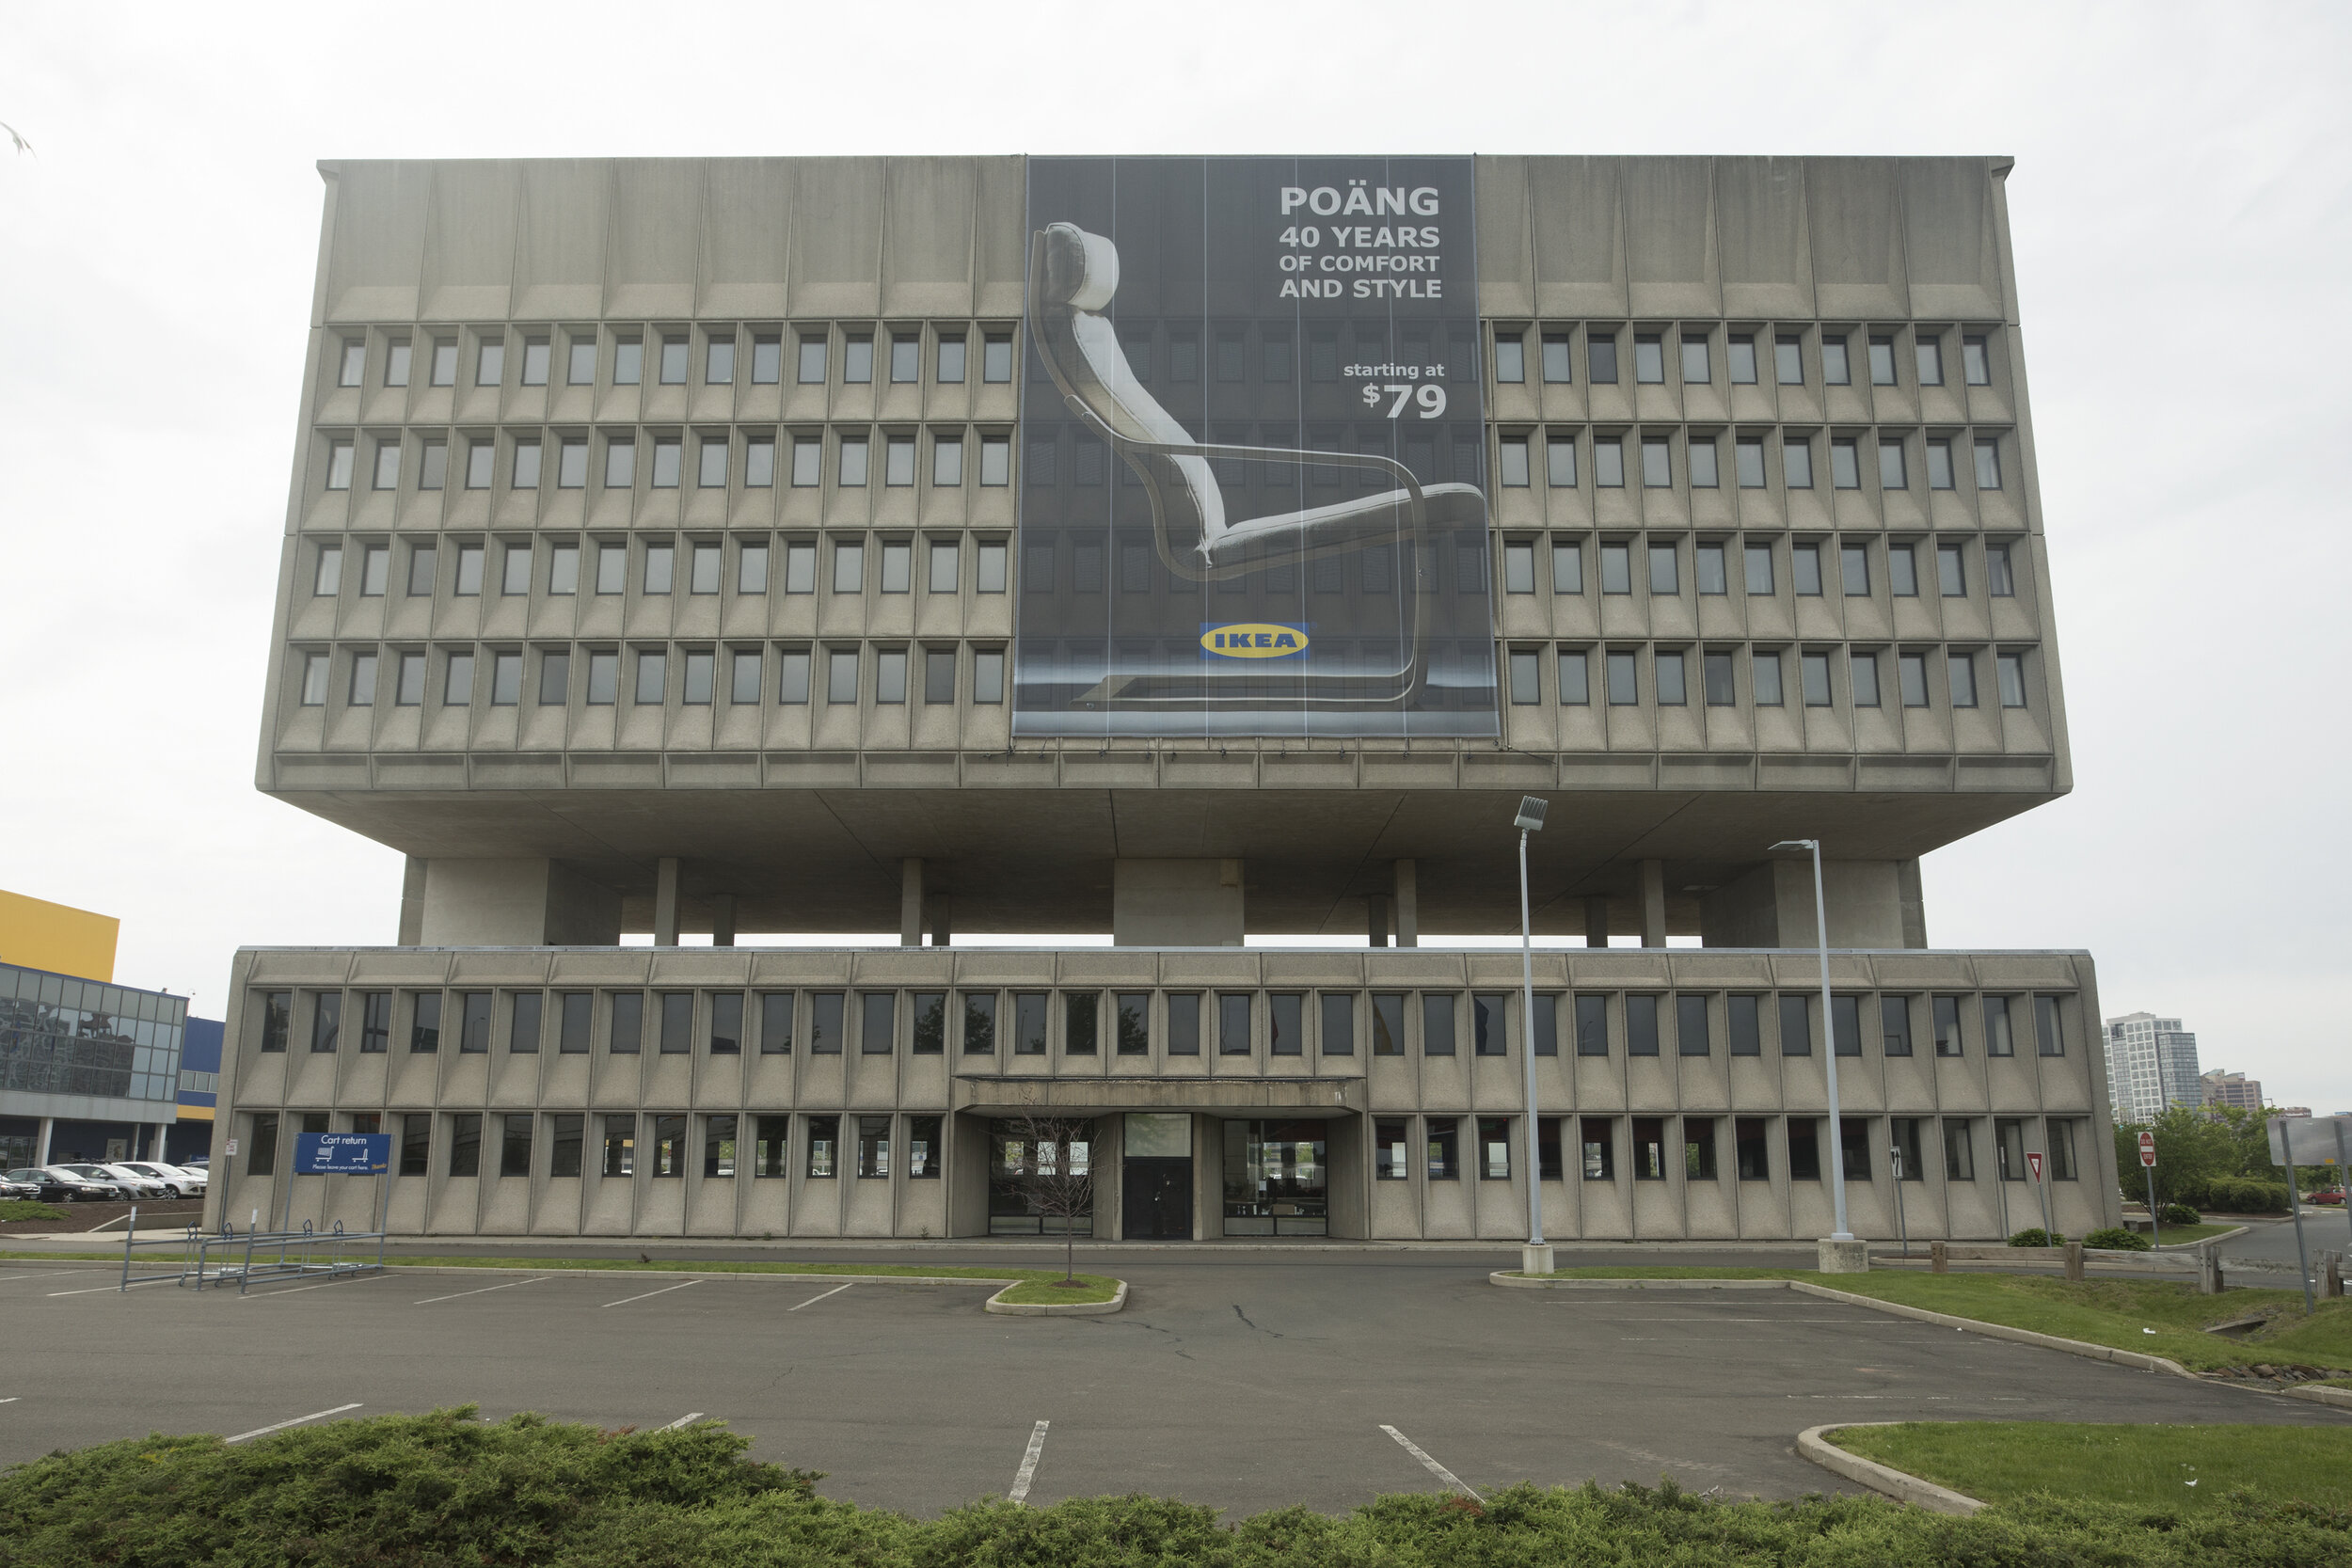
[1516,796,1552,1276]
[1772,838,1858,1265]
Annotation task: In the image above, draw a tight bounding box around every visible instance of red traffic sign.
[2026,1150,2044,1181]
[2138,1131,2157,1168]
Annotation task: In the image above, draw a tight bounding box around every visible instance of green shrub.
[2009,1227,2059,1246]
[2162,1202,2203,1225]
[0,1200,67,1223]
[2085,1226,2153,1251]
[2205,1177,2291,1212]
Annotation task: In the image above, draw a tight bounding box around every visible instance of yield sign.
[2138,1131,2157,1168]
[2026,1150,2045,1181]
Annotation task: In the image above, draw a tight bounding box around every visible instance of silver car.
[63,1164,164,1199]
[117,1162,207,1197]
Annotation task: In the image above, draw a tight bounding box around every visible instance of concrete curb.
[1490,1272,1792,1291]
[985,1278,1129,1316]
[2282,1384,2352,1410]
[1796,1423,1984,1515]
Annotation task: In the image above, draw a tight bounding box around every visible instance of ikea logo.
[1200,623,1310,659]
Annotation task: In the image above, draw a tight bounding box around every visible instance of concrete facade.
[210,153,2114,1241]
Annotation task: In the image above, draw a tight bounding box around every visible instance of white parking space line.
[0,1397,18,1403]
[660,1412,706,1430]
[46,1283,137,1297]
[0,1271,103,1283]
[241,1275,390,1299]
[601,1278,703,1308]
[1380,1424,1483,1503]
[415,1276,551,1305]
[1008,1419,1051,1502]
[787,1282,852,1312]
[227,1402,363,1443]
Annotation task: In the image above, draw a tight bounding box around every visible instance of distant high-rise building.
[2201,1069,2265,1112]
[2104,1012,2201,1123]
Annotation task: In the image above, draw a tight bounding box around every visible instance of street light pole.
[1515,797,1551,1276]
[1772,838,1855,1265]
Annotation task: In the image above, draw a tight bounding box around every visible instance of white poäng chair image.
[1026,221,1488,711]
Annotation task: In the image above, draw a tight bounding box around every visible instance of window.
[1830,438,1860,489]
[1899,652,1930,707]
[1963,335,1991,385]
[608,993,644,1055]
[1588,331,1618,384]
[1942,1117,1976,1180]
[1736,1117,1770,1180]
[1984,995,2015,1056]
[1546,436,1577,487]
[1822,336,1851,386]
[1686,1119,1718,1180]
[1600,542,1631,594]
[634,650,666,705]
[843,335,874,384]
[1915,338,1944,387]
[1696,542,1726,594]
[1477,1117,1511,1178]
[1605,649,1637,705]
[920,647,956,704]
[395,652,425,705]
[1425,1118,1459,1180]
[1581,1117,1613,1180]
[1728,995,1761,1055]
[1882,995,1913,1056]
[1932,995,1963,1056]
[883,435,914,486]
[804,1116,839,1179]
[314,545,344,597]
[972,648,1006,704]
[1220,992,1252,1055]
[1734,438,1765,488]
[1595,437,1624,487]
[651,437,681,488]
[1648,541,1678,594]
[520,338,549,387]
[1633,334,1664,383]
[1780,992,1811,1055]
[326,440,355,491]
[476,340,504,388]
[1012,992,1048,1055]
[1508,648,1539,705]
[760,992,795,1054]
[1703,651,1734,705]
[1851,650,1880,707]
[1784,438,1814,489]
[855,990,895,1055]
[385,340,411,387]
[1627,995,1660,1055]
[1974,438,2002,491]
[1774,334,1804,385]
[729,649,760,704]
[1493,332,1524,383]
[309,992,342,1053]
[419,440,447,490]
[1868,335,1897,386]
[1497,436,1530,487]
[1878,439,1907,490]
[1839,1118,1873,1182]
[1373,1117,1409,1180]
[1801,651,1832,706]
[1689,437,1718,488]
[1927,439,1954,490]
[2034,994,2064,1056]
[551,548,583,606]
[693,436,728,489]
[1641,438,1671,488]
[982,333,1013,383]
[1792,543,1821,595]
[1997,652,2027,708]
[1166,992,1200,1055]
[501,543,532,596]
[1677,994,1710,1055]
[1788,1118,1820,1180]
[654,335,687,386]
[1994,1117,2027,1180]
[428,338,458,387]
[1557,648,1589,705]
[1679,334,1709,384]
[1948,651,1978,708]
[443,652,474,705]
[1728,334,1756,383]
[1540,333,1572,383]
[838,436,869,487]
[347,654,378,706]
[611,337,644,386]
[1267,991,1305,1056]
[446,1113,483,1178]
[2048,1117,2078,1180]
[1552,540,1582,594]
[682,649,715,705]
[565,335,597,386]
[337,340,366,387]
[1655,650,1686,705]
[1753,649,1783,705]
[605,437,635,488]
[373,440,402,491]
[1575,994,1608,1056]
[1987,542,2014,596]
[874,648,907,704]
[1841,543,1869,596]
[1889,544,1917,596]
[1744,542,1773,594]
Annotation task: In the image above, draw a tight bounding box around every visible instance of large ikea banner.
[1014,156,1497,737]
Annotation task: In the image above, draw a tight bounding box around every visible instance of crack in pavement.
[1232,1305,1284,1338]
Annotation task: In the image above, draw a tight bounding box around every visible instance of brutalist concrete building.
[209,154,2120,1243]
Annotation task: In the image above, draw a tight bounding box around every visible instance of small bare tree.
[1000,1111,1097,1284]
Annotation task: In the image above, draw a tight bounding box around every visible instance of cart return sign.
[294,1132,391,1175]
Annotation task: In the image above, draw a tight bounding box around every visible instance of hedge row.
[3,1409,2347,1567]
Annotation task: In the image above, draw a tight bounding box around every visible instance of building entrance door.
[1120,1113,1193,1241]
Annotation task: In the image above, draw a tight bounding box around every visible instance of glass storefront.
[988,1118,1095,1235]
[1222,1119,1328,1236]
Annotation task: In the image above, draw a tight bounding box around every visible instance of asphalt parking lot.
[3,1255,2345,1516]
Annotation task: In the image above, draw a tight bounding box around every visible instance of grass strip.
[1516,1267,2352,1373]
[5,1409,2346,1567]
[1828,1421,2352,1513]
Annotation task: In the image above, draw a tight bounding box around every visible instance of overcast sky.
[2,2,2344,1108]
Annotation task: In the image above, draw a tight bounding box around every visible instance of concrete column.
[654,858,682,946]
[1393,860,1419,948]
[929,895,952,947]
[1898,858,1929,949]
[1640,860,1667,948]
[398,856,427,945]
[35,1117,53,1165]
[1583,895,1612,948]
[900,859,924,948]
[710,894,737,948]
[1367,895,1391,948]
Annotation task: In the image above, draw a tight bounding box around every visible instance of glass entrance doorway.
[987,1118,1094,1235]
[1222,1119,1328,1236]
[1120,1113,1193,1241]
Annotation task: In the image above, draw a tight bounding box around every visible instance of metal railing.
[116,1207,389,1293]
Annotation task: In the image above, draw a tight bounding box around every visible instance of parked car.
[116,1162,207,1197]
[0,1173,40,1201]
[2307,1189,2344,1206]
[79,1164,171,1199]
[183,1155,210,1169]
[9,1166,119,1202]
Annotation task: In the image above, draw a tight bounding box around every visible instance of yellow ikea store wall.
[0,890,119,982]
